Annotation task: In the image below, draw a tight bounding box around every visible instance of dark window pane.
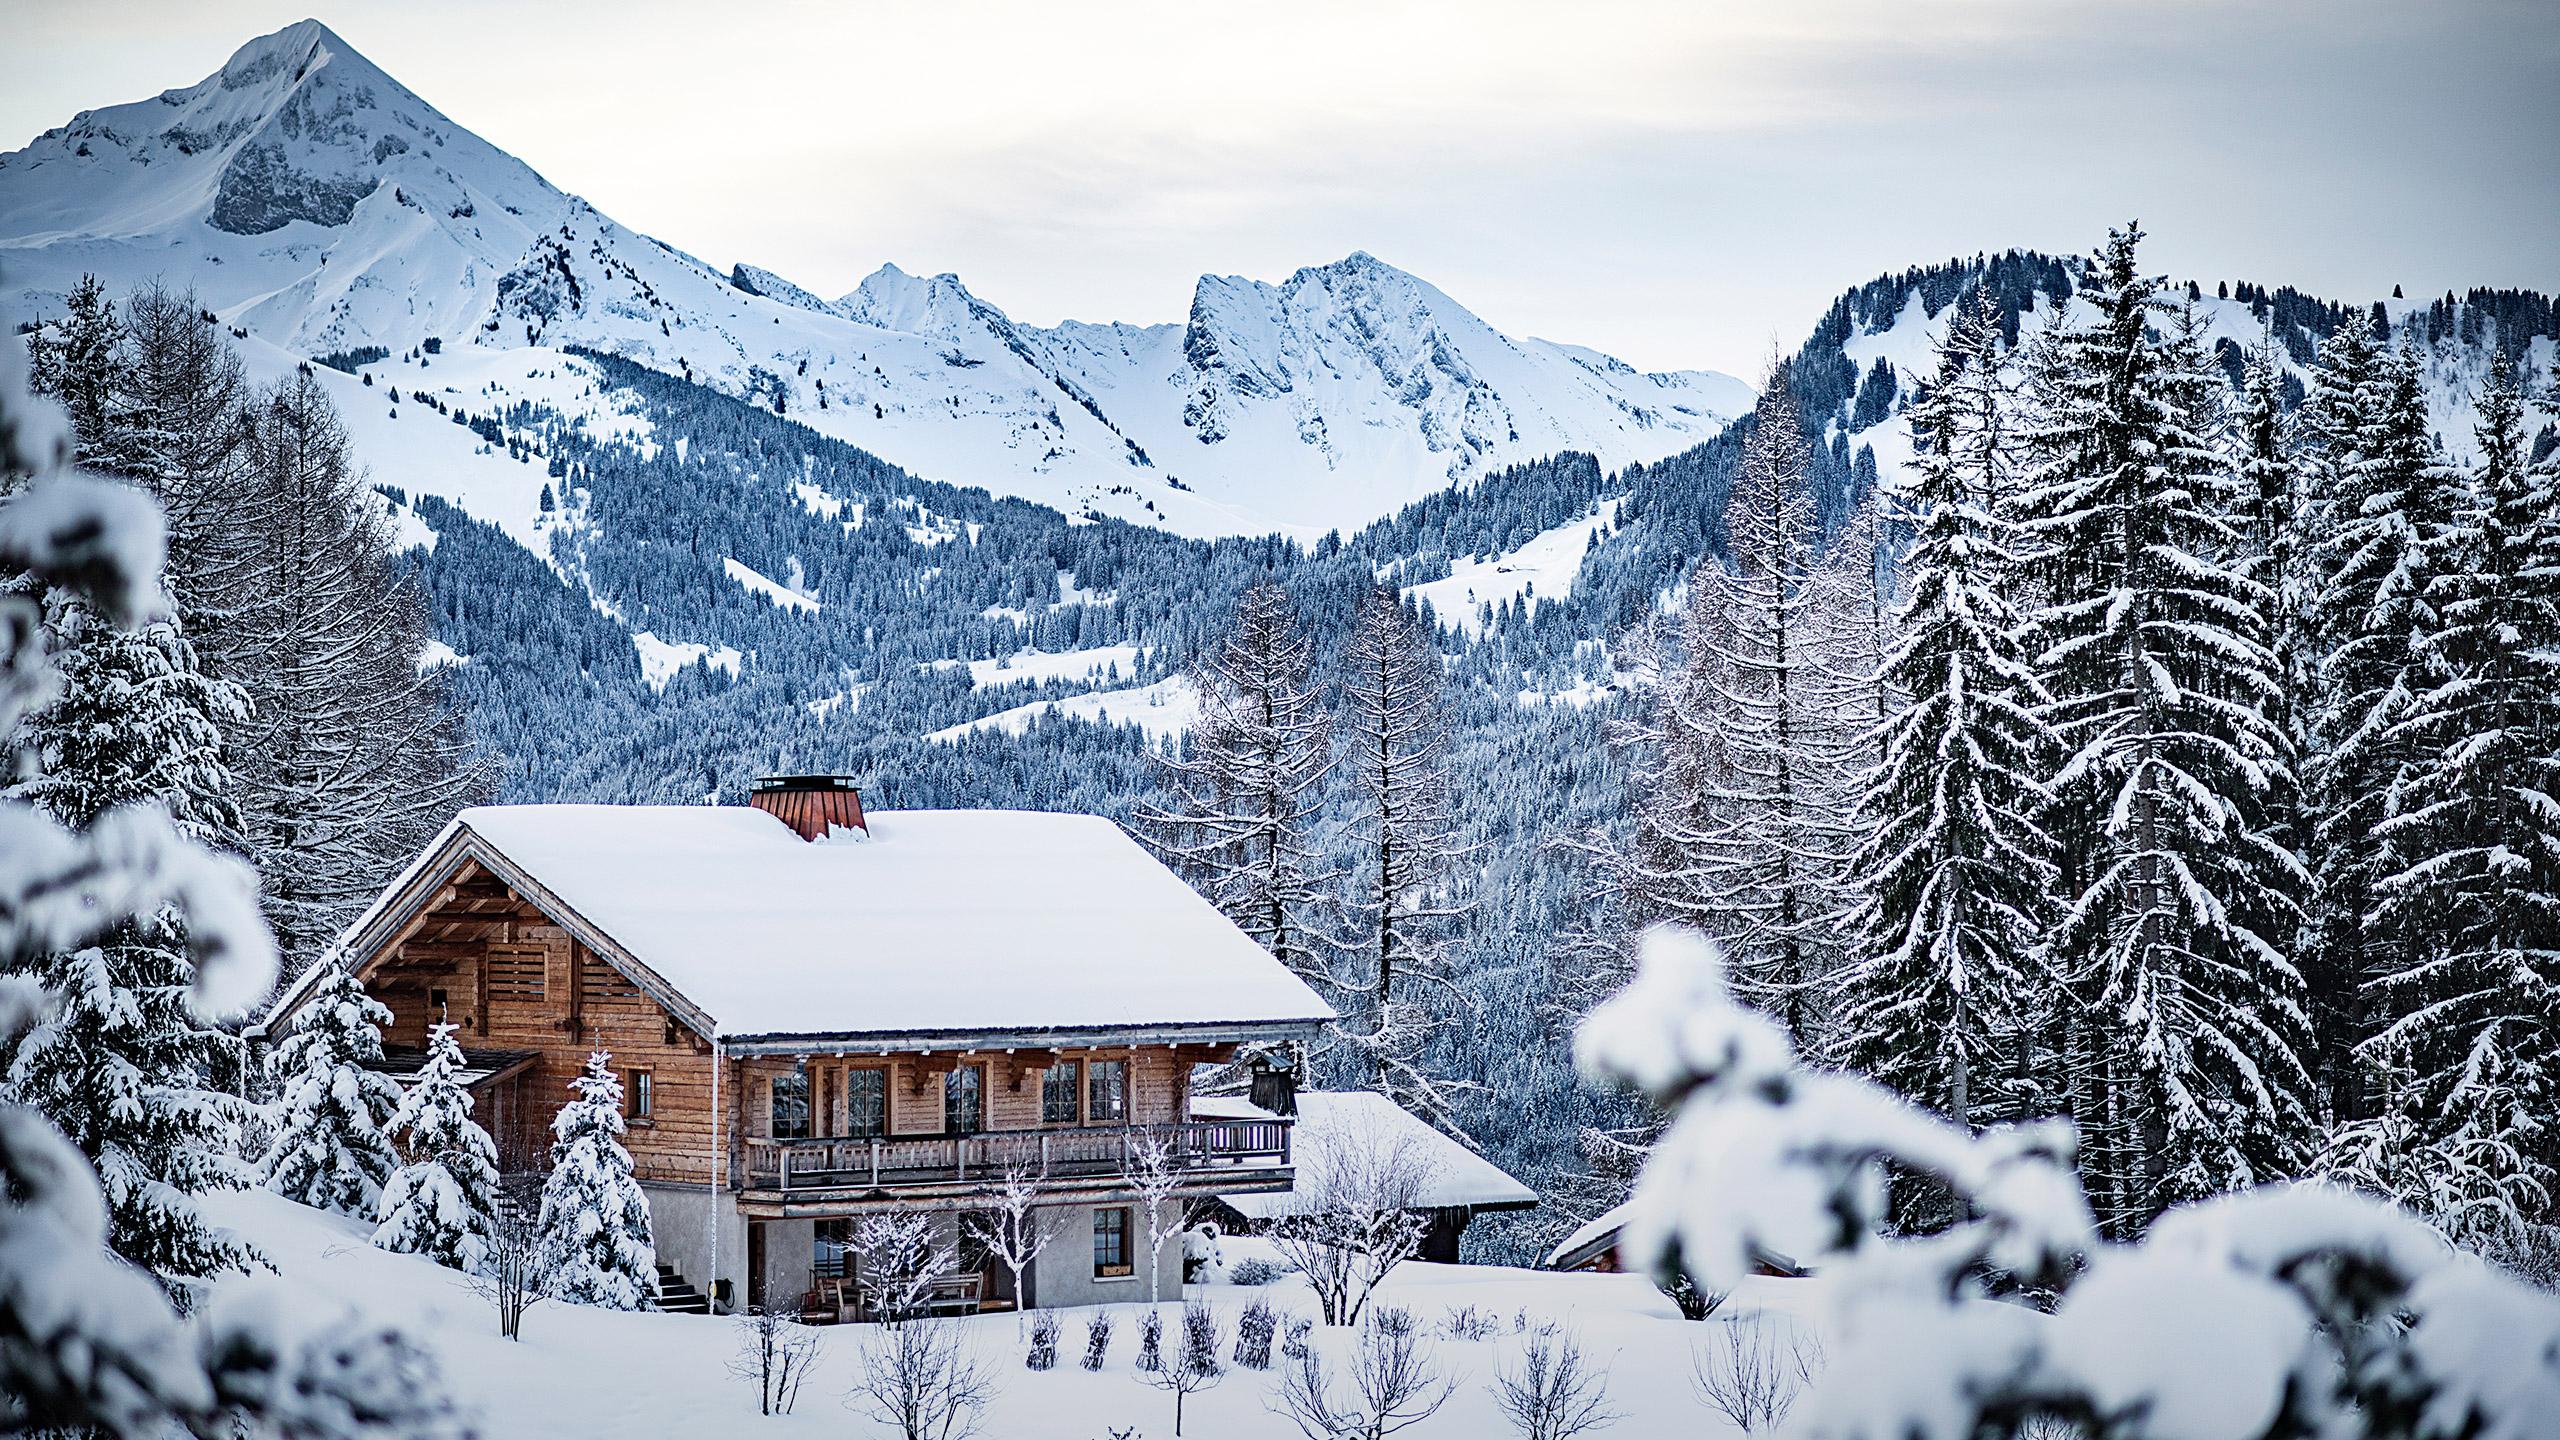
[1088,1059,1127,1123]
[1094,1207,1129,1276]
[1042,1061,1081,1125]
[771,1066,811,1140]
[626,1070,652,1120]
[945,1064,984,1135]
[845,1068,886,1139]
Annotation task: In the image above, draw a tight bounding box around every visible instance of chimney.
[747,774,866,840]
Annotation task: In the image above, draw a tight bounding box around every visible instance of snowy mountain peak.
[2,23,1751,539]
[839,262,999,338]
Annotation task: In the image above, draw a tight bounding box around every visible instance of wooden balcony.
[738,1117,1292,1207]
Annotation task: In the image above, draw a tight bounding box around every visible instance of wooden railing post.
[871,1139,882,1190]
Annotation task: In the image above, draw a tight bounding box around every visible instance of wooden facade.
[328,857,1293,1212]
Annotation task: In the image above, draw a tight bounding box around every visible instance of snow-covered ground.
[723,557,823,613]
[926,675,1202,744]
[927,644,1151,690]
[1404,499,1622,638]
[201,1188,1801,1440]
[631,633,744,690]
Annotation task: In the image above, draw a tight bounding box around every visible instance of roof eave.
[719,1016,1331,1056]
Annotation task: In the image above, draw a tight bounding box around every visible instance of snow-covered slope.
[0,20,1751,539]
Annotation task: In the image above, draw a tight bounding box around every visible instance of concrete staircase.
[654,1261,711,1315]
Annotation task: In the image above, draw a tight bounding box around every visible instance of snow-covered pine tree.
[2294,314,2429,1124]
[258,965,406,1217]
[536,1050,657,1309]
[1837,291,2058,1129]
[2017,226,2314,1234]
[373,1021,500,1273]
[1696,362,1859,1046]
[3,336,465,1440]
[2363,348,2560,1240]
[1135,581,1339,985]
[1,580,258,1291]
[1335,585,1477,1139]
[222,367,484,977]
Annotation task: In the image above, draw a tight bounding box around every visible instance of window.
[844,1068,886,1139]
[1093,1207,1132,1278]
[624,1068,652,1122]
[428,987,449,1016]
[770,1064,811,1140]
[944,1064,984,1135]
[1042,1060,1081,1124]
[1088,1058,1128,1123]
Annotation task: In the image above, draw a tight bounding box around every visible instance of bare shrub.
[1272,1319,1459,1440]
[468,1203,547,1341]
[1081,1311,1115,1372]
[1281,1316,1315,1361]
[850,1212,958,1325]
[1235,1297,1278,1370]
[729,1305,823,1416]
[1494,1323,1623,1440]
[845,1317,996,1440]
[1439,1304,1501,1341]
[1136,1309,1165,1372]
[964,1166,1057,1330]
[1690,1314,1823,1434]
[1025,1310,1060,1372]
[1266,1123,1437,1326]
[1138,1299,1226,1436]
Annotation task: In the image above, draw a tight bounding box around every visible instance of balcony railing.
[742,1118,1292,1194]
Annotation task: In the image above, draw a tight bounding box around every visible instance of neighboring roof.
[1200,1090,1538,1218]
[372,1045,540,1091]
[1540,1199,1804,1276]
[282,805,1334,1046]
[1544,1201,1634,1270]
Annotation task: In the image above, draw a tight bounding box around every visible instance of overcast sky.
[3,0,2552,375]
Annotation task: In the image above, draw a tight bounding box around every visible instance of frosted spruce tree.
[374,1021,501,1273]
[2295,316,2431,1122]
[1,333,465,1439]
[3,582,258,1292]
[1335,585,1477,1138]
[2362,349,2560,1242]
[1838,291,2057,1129]
[536,1050,657,1309]
[258,964,405,1218]
[1136,581,1339,985]
[2017,226,2314,1233]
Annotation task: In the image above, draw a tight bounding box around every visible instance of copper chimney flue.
[747,774,866,840]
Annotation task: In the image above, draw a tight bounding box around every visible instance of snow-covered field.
[1404,499,1622,638]
[203,1188,1796,1439]
[926,675,1202,744]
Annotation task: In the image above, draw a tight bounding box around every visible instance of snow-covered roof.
[1545,1201,1634,1269]
[297,805,1335,1045]
[1199,1090,1537,1217]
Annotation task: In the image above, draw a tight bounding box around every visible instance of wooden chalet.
[261,776,1334,1316]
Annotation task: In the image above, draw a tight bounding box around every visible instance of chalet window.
[624,1069,652,1122]
[1093,1207,1132,1279]
[844,1068,886,1139]
[944,1064,984,1136]
[1042,1061,1081,1125]
[1088,1058,1127,1124]
[770,1064,811,1140]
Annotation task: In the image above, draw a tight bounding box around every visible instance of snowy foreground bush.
[0,324,461,1437]
[1579,928,2560,1440]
